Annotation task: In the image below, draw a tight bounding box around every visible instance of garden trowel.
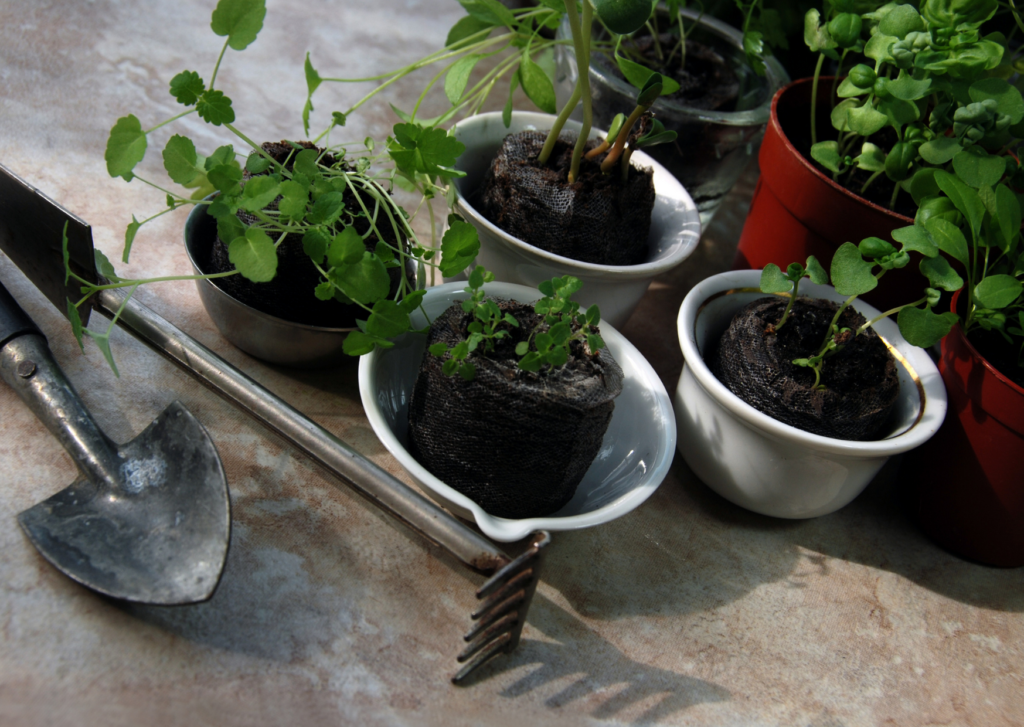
[0,167,230,606]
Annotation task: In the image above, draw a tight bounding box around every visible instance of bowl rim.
[677,269,948,458]
[452,111,702,279]
[358,280,677,542]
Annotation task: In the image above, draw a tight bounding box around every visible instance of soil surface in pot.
[408,298,624,519]
[611,32,740,111]
[779,85,918,219]
[710,296,900,440]
[480,131,655,266]
[196,141,408,328]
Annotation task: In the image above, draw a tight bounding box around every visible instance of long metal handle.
[94,288,510,574]
[0,281,121,488]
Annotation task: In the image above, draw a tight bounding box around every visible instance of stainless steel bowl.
[183,203,354,368]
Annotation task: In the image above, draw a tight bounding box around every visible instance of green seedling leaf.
[84,329,120,378]
[519,55,556,114]
[123,215,141,263]
[446,15,493,47]
[837,77,870,98]
[365,299,411,339]
[239,175,280,212]
[445,55,480,105]
[439,216,480,278]
[105,115,147,180]
[67,299,85,352]
[878,4,924,38]
[952,146,1007,189]
[760,263,791,294]
[307,191,344,225]
[216,212,245,247]
[196,90,235,126]
[390,123,466,178]
[885,141,916,182]
[245,154,272,174]
[910,169,941,205]
[810,141,843,173]
[859,237,896,259]
[314,280,334,301]
[804,9,835,53]
[343,330,392,356]
[892,224,938,257]
[897,306,958,348]
[636,73,664,107]
[830,98,857,132]
[918,137,962,165]
[887,72,931,101]
[210,0,266,51]
[94,249,120,283]
[301,228,329,264]
[593,0,653,35]
[853,142,886,172]
[207,162,243,196]
[743,30,766,75]
[878,98,920,132]
[975,275,1023,309]
[925,217,970,267]
[169,70,205,106]
[864,33,896,64]
[277,180,307,221]
[206,145,235,169]
[993,184,1022,251]
[827,13,861,48]
[847,103,889,136]
[615,55,681,96]
[920,255,964,292]
[502,69,520,127]
[331,254,390,305]
[969,77,1024,125]
[400,289,426,314]
[805,256,828,284]
[302,53,322,135]
[933,170,985,238]
[457,0,516,29]
[293,148,321,179]
[229,227,277,282]
[327,226,366,268]
[830,242,877,296]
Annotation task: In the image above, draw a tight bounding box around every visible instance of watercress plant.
[73,0,483,372]
[429,268,605,381]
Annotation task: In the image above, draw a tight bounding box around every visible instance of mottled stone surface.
[0,1,1021,726]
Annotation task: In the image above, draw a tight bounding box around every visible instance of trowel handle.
[0,281,121,487]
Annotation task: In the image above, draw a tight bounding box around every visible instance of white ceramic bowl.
[358,281,676,542]
[451,112,702,329]
[675,270,947,519]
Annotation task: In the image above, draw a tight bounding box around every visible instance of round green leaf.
[877,4,924,39]
[884,141,916,182]
[918,137,962,165]
[105,115,147,180]
[592,0,652,35]
[951,146,1007,189]
[759,264,791,294]
[210,0,267,51]
[229,227,277,282]
[830,242,878,296]
[969,77,1024,125]
[975,275,1023,309]
[897,306,958,348]
[162,135,199,185]
[920,255,963,291]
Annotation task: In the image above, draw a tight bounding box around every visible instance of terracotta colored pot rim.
[767,77,914,226]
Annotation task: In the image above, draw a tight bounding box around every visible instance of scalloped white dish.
[358,281,676,542]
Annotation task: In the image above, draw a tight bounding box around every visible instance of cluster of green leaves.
[75,0,485,373]
[761,225,965,386]
[805,0,1023,211]
[430,270,604,381]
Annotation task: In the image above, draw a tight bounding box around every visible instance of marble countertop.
[0,1,1020,725]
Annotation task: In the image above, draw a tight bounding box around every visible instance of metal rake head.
[452,530,551,684]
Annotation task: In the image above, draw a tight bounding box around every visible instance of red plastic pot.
[733,77,917,311]
[902,291,1024,567]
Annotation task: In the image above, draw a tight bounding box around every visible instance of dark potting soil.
[710,296,900,440]
[480,131,655,266]
[407,298,624,519]
[197,141,408,328]
[968,325,1024,389]
[612,33,740,111]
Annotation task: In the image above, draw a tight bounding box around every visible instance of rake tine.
[451,531,551,685]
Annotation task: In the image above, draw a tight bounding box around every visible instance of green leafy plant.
[761,229,963,387]
[429,268,605,381]
[307,0,677,188]
[71,0,484,372]
[803,0,1022,213]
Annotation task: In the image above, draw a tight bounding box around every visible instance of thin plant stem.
[811,53,825,146]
